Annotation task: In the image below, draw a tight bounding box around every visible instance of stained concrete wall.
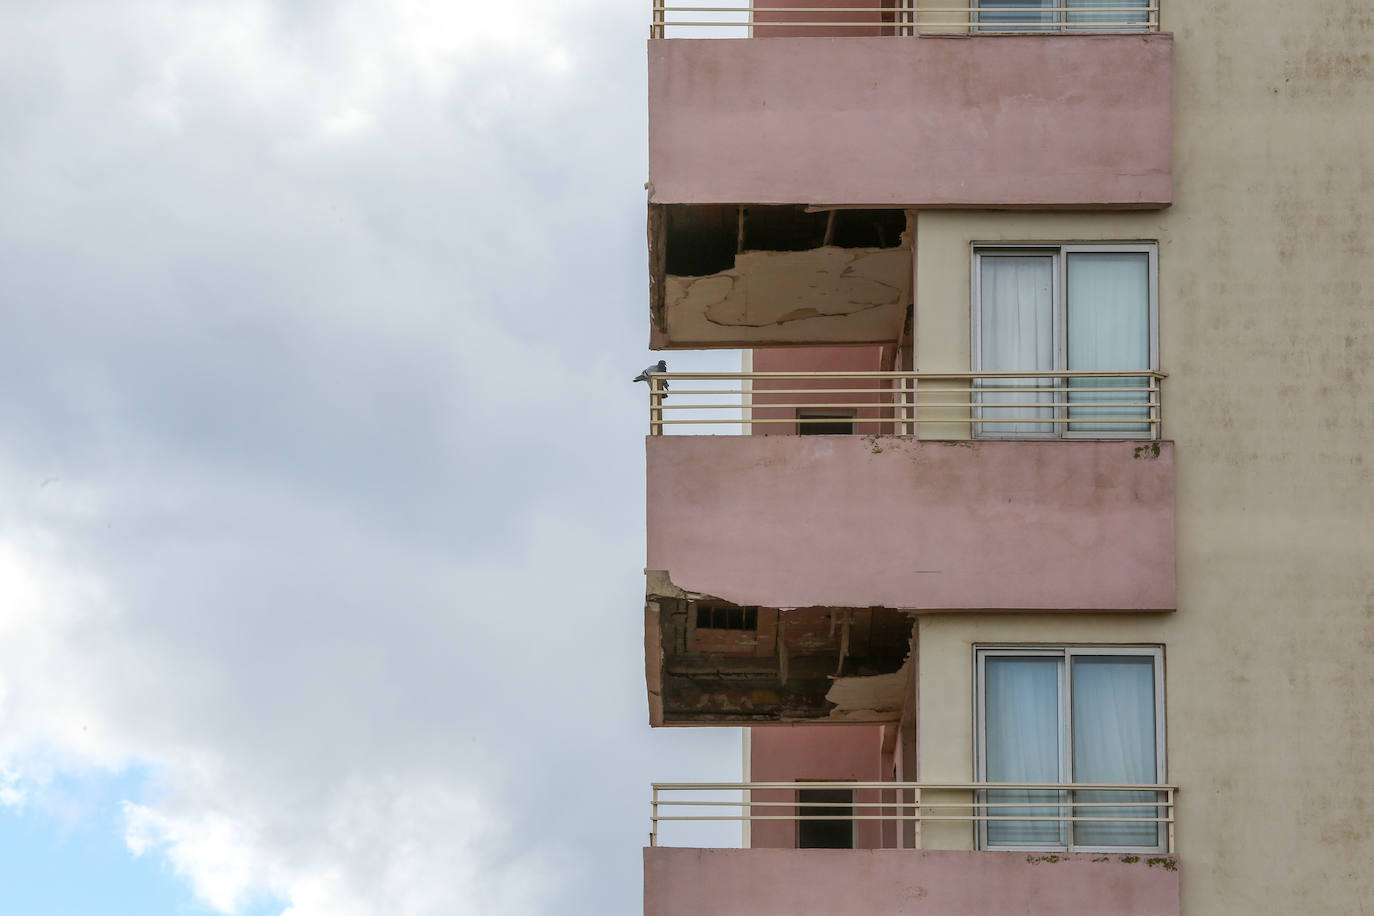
[647,35,1171,207]
[644,848,1181,916]
[646,436,1175,611]
[904,1,1374,911]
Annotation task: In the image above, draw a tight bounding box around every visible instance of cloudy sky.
[0,2,743,912]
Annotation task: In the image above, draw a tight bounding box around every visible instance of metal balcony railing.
[650,3,1160,38]
[645,370,1165,439]
[651,781,1178,853]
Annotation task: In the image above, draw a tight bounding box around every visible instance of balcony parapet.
[647,32,1172,207]
[645,846,1180,916]
[646,434,1176,611]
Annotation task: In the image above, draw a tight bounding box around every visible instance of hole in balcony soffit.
[664,204,907,277]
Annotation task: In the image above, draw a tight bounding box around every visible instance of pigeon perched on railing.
[633,360,669,394]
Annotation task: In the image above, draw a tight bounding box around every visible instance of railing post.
[1166,787,1175,853]
[912,786,922,849]
[1149,373,1161,440]
[651,2,663,39]
[651,786,659,847]
[650,375,663,436]
[906,375,916,437]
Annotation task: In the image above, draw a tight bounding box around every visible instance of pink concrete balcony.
[645,847,1181,916]
[647,32,1172,208]
[646,434,1175,612]
[646,777,1180,913]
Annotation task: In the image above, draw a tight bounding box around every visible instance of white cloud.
[125,804,262,912]
[0,769,26,811]
[0,0,742,912]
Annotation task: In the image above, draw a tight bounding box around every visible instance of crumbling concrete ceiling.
[645,571,913,725]
[649,204,912,349]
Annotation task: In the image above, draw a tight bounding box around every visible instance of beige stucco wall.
[911,2,1374,912]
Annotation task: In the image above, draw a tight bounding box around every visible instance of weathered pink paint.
[644,848,1181,915]
[648,35,1172,207]
[750,725,886,848]
[646,437,1175,610]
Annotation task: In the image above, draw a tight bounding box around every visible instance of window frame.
[973,645,1167,854]
[969,242,1159,439]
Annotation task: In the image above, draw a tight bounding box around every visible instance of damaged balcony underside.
[646,571,913,725]
[649,204,911,349]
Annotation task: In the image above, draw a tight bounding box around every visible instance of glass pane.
[1067,0,1150,30]
[984,656,1064,846]
[978,255,1056,438]
[1071,655,1160,848]
[1067,252,1151,434]
[977,0,1057,31]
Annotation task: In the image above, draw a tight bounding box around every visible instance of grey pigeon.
[633,360,668,392]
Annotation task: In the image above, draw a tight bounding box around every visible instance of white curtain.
[977,0,1056,31]
[979,0,1149,31]
[1071,655,1159,847]
[1067,0,1150,29]
[984,656,1064,846]
[979,256,1055,437]
[1066,252,1150,433]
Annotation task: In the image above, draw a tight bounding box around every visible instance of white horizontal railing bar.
[659,22,905,27]
[649,371,1165,379]
[661,402,913,410]
[671,385,1151,392]
[654,5,1157,11]
[656,814,1174,823]
[659,816,921,822]
[656,22,1154,28]
[665,390,1152,398]
[666,390,914,396]
[653,781,1176,791]
[652,417,1160,425]
[661,400,1156,410]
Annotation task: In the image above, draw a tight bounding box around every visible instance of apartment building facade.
[641,2,1374,913]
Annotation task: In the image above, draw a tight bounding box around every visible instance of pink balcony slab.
[648,35,1172,208]
[644,848,1181,916]
[646,436,1175,611]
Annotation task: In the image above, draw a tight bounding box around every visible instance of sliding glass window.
[972,244,1158,438]
[975,646,1167,852]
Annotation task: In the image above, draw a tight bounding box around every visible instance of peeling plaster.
[824,666,910,721]
[662,246,910,346]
